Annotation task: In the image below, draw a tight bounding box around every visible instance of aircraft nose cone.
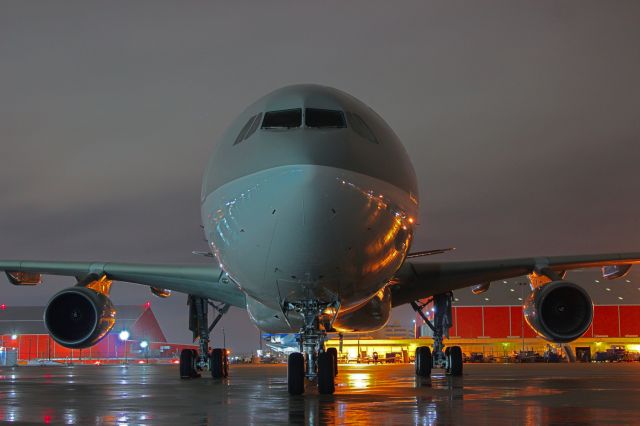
[204,164,416,306]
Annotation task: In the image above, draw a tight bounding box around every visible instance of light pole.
[140,340,149,363]
[119,330,130,364]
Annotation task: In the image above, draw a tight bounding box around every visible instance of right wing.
[390,252,640,307]
[0,260,246,308]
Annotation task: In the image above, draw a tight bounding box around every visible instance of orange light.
[408,217,414,224]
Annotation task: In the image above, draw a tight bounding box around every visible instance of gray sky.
[1,1,639,353]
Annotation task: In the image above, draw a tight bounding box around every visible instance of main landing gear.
[412,292,463,378]
[180,295,230,379]
[285,300,339,395]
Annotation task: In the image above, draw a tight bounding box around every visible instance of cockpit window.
[347,112,378,143]
[244,112,262,140]
[262,109,302,129]
[234,113,262,145]
[305,108,346,128]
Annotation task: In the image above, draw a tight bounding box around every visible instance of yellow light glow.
[347,373,371,389]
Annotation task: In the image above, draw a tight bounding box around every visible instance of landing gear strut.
[180,295,230,379]
[411,292,463,377]
[285,299,338,395]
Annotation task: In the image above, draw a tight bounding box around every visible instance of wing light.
[6,271,42,285]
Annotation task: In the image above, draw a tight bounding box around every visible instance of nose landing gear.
[285,299,338,395]
[412,293,463,377]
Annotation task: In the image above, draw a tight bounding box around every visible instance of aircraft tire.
[210,348,226,378]
[416,346,432,377]
[444,347,451,374]
[415,347,422,374]
[317,352,335,394]
[327,347,338,376]
[447,346,463,376]
[180,349,198,379]
[288,352,305,395]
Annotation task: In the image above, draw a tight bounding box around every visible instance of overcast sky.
[1,1,639,353]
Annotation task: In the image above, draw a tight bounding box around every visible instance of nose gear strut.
[284,299,339,394]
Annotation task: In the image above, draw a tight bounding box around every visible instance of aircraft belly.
[202,164,417,318]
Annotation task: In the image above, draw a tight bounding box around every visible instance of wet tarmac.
[1,363,639,425]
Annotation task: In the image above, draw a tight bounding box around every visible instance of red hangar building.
[0,303,195,364]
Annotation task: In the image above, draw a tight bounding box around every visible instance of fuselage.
[200,85,418,333]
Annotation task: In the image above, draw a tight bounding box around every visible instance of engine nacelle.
[44,286,116,349]
[332,287,392,333]
[523,280,593,343]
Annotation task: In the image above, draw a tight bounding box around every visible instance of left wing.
[0,260,246,308]
[390,252,640,306]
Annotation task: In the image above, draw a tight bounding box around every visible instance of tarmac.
[1,362,640,425]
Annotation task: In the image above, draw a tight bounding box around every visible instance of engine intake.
[523,280,593,343]
[44,286,116,349]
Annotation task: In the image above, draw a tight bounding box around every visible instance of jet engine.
[523,280,593,343]
[332,287,392,333]
[44,286,116,348]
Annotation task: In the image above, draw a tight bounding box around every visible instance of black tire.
[414,347,423,375]
[288,352,305,395]
[210,348,225,378]
[327,347,338,376]
[180,349,197,379]
[444,347,451,374]
[317,352,335,394]
[222,349,229,378]
[447,346,463,376]
[416,346,432,377]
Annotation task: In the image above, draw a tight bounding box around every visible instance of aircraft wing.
[390,252,640,307]
[0,260,246,308]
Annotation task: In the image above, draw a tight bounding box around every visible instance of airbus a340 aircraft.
[2,85,639,395]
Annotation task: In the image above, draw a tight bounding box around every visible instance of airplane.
[1,84,639,395]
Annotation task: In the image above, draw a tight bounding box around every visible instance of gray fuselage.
[201,85,418,333]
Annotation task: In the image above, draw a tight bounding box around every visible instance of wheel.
[327,347,338,376]
[288,352,305,395]
[317,352,335,394]
[447,346,463,376]
[179,348,198,379]
[210,348,226,378]
[222,349,229,378]
[444,347,451,374]
[414,347,423,375]
[416,346,432,377]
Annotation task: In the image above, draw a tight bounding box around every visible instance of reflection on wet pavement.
[1,363,639,424]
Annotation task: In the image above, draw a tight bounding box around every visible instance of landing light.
[119,330,130,341]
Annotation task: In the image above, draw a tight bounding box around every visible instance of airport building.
[0,303,195,365]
